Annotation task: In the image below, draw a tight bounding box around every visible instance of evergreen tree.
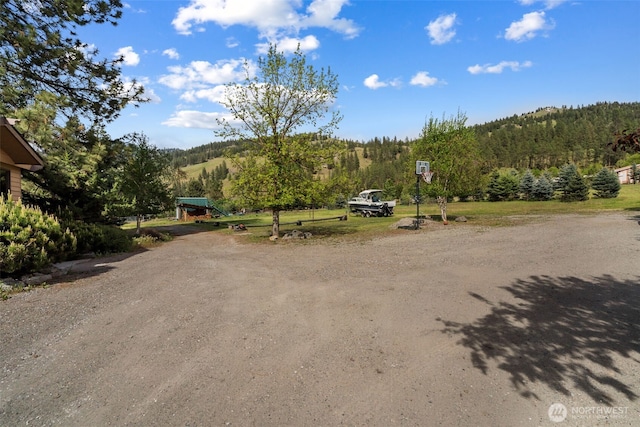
[116,133,173,234]
[1,0,145,121]
[382,179,396,200]
[591,168,621,198]
[532,175,554,201]
[557,164,589,201]
[186,178,205,197]
[16,96,127,223]
[555,164,577,191]
[486,171,519,201]
[205,176,224,201]
[519,170,535,200]
[486,171,502,202]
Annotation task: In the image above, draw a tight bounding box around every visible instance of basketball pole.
[415,174,421,230]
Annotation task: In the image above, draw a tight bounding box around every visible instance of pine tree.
[519,170,535,200]
[186,179,205,197]
[591,168,621,198]
[486,171,519,201]
[532,175,554,200]
[558,164,589,201]
[486,171,502,201]
[116,133,173,234]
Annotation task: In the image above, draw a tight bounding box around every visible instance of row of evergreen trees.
[487,166,621,202]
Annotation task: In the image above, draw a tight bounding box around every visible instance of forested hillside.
[475,102,640,170]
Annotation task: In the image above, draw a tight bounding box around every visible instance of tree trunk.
[136,214,142,235]
[272,209,280,238]
[437,196,448,224]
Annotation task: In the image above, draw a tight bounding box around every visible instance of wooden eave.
[0,117,44,171]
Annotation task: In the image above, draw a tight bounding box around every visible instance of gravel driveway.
[1,213,639,426]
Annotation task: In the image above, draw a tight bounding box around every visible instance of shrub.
[0,195,76,276]
[65,220,132,254]
[132,228,172,249]
[591,168,621,198]
[53,208,133,255]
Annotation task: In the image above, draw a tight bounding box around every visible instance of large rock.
[391,217,433,229]
[282,230,312,240]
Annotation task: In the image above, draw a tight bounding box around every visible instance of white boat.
[348,189,396,217]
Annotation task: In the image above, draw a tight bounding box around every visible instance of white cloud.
[162,110,239,129]
[180,86,227,103]
[363,74,387,90]
[518,0,567,9]
[504,11,553,42]
[123,2,146,13]
[158,58,253,90]
[410,71,439,87]
[426,13,457,45]
[226,37,239,48]
[255,35,320,55]
[467,60,533,74]
[162,48,180,60]
[172,0,360,40]
[115,46,140,66]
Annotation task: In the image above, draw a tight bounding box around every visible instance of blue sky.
[82,0,640,150]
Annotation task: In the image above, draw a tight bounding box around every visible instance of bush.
[591,168,621,198]
[132,228,172,249]
[0,195,76,276]
[65,220,132,254]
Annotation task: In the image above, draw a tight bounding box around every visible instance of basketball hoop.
[421,171,433,184]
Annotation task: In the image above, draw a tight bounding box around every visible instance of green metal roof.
[176,197,230,216]
[176,197,212,208]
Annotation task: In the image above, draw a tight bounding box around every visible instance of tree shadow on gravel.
[439,275,640,405]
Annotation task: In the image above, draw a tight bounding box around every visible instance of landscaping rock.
[391,217,433,229]
[282,230,312,239]
[22,274,53,287]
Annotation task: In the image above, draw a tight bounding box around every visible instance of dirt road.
[1,213,639,426]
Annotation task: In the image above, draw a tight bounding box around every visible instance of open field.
[2,211,639,426]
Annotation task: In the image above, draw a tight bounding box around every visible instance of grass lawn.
[125,184,640,240]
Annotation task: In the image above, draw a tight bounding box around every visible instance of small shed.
[614,164,639,184]
[176,197,227,221]
[0,117,44,201]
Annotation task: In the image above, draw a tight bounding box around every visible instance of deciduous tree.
[215,44,343,237]
[413,112,482,222]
